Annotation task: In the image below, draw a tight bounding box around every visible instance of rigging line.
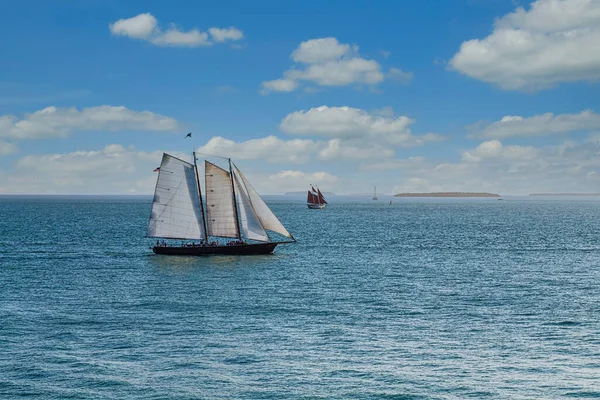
[195,151,230,161]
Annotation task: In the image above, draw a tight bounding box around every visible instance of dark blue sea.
[1,195,599,399]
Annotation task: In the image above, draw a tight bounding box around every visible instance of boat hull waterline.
[153,242,278,256]
[307,203,326,209]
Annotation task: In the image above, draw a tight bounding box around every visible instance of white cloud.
[261,37,411,93]
[361,156,426,171]
[151,28,210,47]
[318,139,394,161]
[387,67,414,84]
[0,141,17,156]
[109,13,157,39]
[0,105,179,140]
[449,0,600,90]
[461,140,541,162]
[366,135,600,195]
[268,170,338,192]
[0,145,170,194]
[198,135,319,164]
[280,105,443,147]
[197,134,393,164]
[109,13,242,47]
[208,27,244,42]
[471,109,600,139]
[260,79,298,94]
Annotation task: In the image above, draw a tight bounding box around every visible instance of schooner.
[148,152,295,256]
[307,185,327,209]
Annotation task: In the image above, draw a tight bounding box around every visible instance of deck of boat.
[152,242,278,256]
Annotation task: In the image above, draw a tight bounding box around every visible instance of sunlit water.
[1,196,599,399]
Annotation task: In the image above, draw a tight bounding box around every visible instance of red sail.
[307,190,316,204]
[317,188,328,204]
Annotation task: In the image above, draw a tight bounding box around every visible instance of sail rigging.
[234,164,295,240]
[233,173,270,242]
[317,188,327,205]
[205,161,239,238]
[147,154,206,240]
[148,153,295,247]
[307,190,317,204]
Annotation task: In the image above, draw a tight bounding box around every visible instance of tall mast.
[228,158,242,240]
[193,151,209,239]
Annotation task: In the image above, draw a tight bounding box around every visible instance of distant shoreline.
[394,192,501,198]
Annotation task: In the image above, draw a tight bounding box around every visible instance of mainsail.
[233,173,269,242]
[234,165,294,239]
[317,188,327,204]
[205,161,239,238]
[307,190,317,204]
[148,154,205,240]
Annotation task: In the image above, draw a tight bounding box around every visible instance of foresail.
[205,161,239,238]
[317,188,328,204]
[148,153,205,240]
[234,165,294,240]
[234,173,269,242]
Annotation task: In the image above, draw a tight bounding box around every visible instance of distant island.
[285,191,335,196]
[394,192,501,198]
[529,193,600,196]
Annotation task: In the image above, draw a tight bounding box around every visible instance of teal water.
[1,196,599,399]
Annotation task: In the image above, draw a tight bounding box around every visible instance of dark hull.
[307,203,326,209]
[152,242,278,256]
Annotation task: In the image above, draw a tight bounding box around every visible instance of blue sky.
[1,0,599,194]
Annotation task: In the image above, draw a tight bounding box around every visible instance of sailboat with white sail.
[148,152,295,256]
[307,185,327,209]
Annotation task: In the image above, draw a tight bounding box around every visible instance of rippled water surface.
[1,196,600,399]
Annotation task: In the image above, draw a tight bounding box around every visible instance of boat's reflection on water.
[147,252,280,273]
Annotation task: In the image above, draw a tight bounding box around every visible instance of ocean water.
[1,195,599,399]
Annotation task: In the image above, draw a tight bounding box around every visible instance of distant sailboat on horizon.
[373,186,378,201]
[307,185,327,209]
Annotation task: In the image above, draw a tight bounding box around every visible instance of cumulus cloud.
[198,134,395,163]
[280,105,443,147]
[364,135,600,195]
[260,79,298,94]
[260,37,411,93]
[449,0,600,90]
[198,135,319,164]
[360,156,426,171]
[387,67,414,84]
[208,27,244,42]
[109,13,157,39]
[470,109,600,139]
[0,145,171,194]
[0,105,179,140]
[461,140,541,162]
[317,139,394,161]
[267,170,338,192]
[109,13,243,47]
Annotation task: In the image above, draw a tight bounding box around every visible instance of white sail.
[205,161,239,238]
[148,153,205,240]
[234,165,294,240]
[233,173,270,242]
